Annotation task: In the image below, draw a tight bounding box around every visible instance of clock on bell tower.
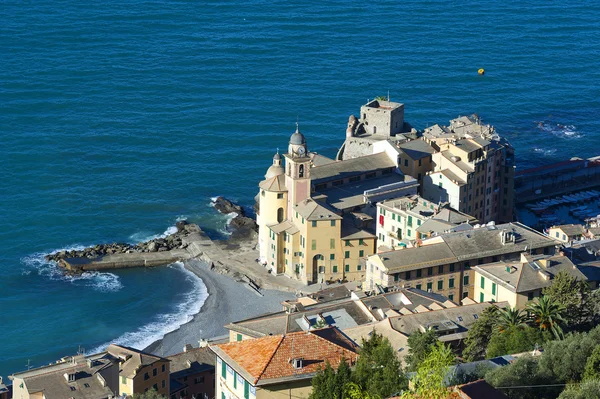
[284,124,311,215]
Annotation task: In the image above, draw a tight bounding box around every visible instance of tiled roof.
[552,224,585,237]
[211,327,358,386]
[107,344,169,378]
[259,174,287,192]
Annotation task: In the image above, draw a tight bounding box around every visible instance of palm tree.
[497,306,527,332]
[527,295,566,340]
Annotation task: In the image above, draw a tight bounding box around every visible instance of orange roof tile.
[213,327,359,385]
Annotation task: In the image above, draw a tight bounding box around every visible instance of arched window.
[277,207,284,223]
[373,126,377,134]
[299,164,304,178]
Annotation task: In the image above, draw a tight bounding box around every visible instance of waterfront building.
[375,194,476,250]
[256,125,418,285]
[365,222,559,301]
[422,115,515,224]
[167,346,215,399]
[210,327,358,399]
[0,378,8,399]
[472,253,587,308]
[547,224,585,244]
[106,344,170,397]
[10,352,120,399]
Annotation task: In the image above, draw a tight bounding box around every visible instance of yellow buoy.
[478,68,485,75]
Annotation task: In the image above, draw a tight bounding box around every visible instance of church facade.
[256,125,419,285]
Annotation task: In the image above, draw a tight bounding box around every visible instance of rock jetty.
[45,220,201,263]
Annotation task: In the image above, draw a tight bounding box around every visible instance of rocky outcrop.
[212,196,258,240]
[45,221,201,263]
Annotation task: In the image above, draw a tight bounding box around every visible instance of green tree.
[345,382,382,399]
[485,355,559,399]
[310,360,350,399]
[583,345,600,381]
[403,342,455,399]
[352,331,407,398]
[542,272,595,331]
[486,326,547,359]
[405,328,438,372]
[462,305,499,361]
[527,296,566,340]
[131,390,166,399]
[538,326,600,383]
[558,380,600,399]
[497,306,527,332]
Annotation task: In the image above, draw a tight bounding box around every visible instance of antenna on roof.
[26,359,32,370]
[387,89,390,101]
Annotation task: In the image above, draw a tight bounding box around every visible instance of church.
[256,124,419,285]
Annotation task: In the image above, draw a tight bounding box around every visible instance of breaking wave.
[89,262,208,353]
[21,246,123,292]
[535,120,583,139]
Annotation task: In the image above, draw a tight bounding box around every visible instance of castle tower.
[284,124,311,218]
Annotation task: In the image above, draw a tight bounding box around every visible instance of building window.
[357,264,362,271]
[449,278,455,288]
[416,269,422,278]
[144,372,149,381]
[464,261,470,270]
[237,333,242,341]
[449,263,455,272]
[318,266,326,274]
[311,240,316,250]
[195,376,205,384]
[405,271,411,280]
[392,213,396,220]
[528,291,534,301]
[330,254,335,260]
[299,164,304,178]
[397,228,402,239]
[222,360,226,378]
[492,282,496,295]
[408,216,413,227]
[438,265,444,274]
[480,276,485,289]
[121,376,127,384]
[427,267,433,276]
[162,364,165,372]
[162,380,165,388]
[153,368,157,377]
[407,229,411,237]
[426,282,432,291]
[449,294,454,301]
[345,240,350,246]
[463,275,469,285]
[404,159,408,167]
[359,250,364,257]
[345,264,350,272]
[312,221,317,227]
[416,284,422,290]
[331,220,336,227]
[480,292,484,302]
[345,251,350,258]
[437,280,443,290]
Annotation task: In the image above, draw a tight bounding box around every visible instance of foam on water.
[536,121,583,139]
[129,224,180,244]
[532,148,557,156]
[21,247,123,293]
[89,262,208,353]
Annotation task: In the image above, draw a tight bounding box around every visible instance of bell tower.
[284,123,311,217]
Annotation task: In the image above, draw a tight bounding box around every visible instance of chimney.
[198,339,209,348]
[183,344,193,352]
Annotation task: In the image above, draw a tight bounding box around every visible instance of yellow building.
[547,224,585,244]
[257,125,418,285]
[211,327,358,399]
[365,222,559,302]
[472,253,588,308]
[107,344,170,397]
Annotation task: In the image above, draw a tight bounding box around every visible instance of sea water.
[1,0,600,379]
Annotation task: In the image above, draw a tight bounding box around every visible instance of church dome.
[265,164,284,179]
[289,128,306,145]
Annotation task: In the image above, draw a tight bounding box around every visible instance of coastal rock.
[213,196,244,216]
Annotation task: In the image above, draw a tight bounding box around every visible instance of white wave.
[536,121,583,139]
[532,148,557,156]
[89,262,208,353]
[129,224,179,244]
[21,247,123,293]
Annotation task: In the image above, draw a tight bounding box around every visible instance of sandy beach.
[144,259,295,356]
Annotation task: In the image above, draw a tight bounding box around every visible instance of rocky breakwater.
[45,221,204,274]
[211,196,258,241]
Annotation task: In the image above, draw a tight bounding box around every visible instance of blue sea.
[1,0,599,379]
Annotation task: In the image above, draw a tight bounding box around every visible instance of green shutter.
[333,265,338,273]
[426,282,432,291]
[449,278,454,288]
[244,380,250,399]
[492,282,496,295]
[234,371,237,389]
[345,251,350,259]
[480,276,485,289]
[221,360,226,378]
[345,264,350,272]
[480,292,484,302]
[237,334,242,342]
[437,280,443,290]
[463,275,469,285]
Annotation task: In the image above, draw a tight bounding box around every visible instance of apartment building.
[211,327,358,399]
[365,222,559,301]
[422,115,515,224]
[375,194,476,249]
